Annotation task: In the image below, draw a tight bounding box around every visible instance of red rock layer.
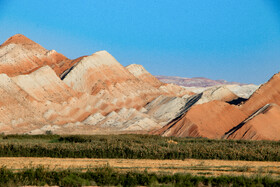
[227,104,280,140]
[241,73,280,115]
[154,100,247,139]
[63,51,191,114]
[0,34,78,76]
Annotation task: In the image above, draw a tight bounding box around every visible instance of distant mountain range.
[155,75,243,87]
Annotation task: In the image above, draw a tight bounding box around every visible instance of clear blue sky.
[0,0,280,84]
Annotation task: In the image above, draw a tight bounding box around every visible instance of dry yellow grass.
[1,157,280,178]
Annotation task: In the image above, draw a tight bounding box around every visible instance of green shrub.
[1,167,280,186]
[62,173,93,187]
[0,134,279,161]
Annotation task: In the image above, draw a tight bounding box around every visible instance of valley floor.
[1,157,280,178]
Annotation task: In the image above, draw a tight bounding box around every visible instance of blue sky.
[0,0,280,84]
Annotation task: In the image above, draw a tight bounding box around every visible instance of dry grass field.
[1,135,280,186]
[1,157,280,178]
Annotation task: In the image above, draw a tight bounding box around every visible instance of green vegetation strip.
[0,134,280,161]
[0,166,279,187]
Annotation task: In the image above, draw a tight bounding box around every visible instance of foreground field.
[0,163,280,186]
[1,134,280,161]
[1,134,280,186]
[1,157,280,178]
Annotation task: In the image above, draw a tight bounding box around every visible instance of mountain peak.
[1,34,38,47]
[126,64,148,77]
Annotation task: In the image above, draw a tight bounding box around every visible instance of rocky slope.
[0,34,78,76]
[62,51,190,113]
[0,34,193,135]
[240,73,280,115]
[220,73,280,140]
[154,100,247,139]
[225,104,280,140]
[0,34,279,140]
[126,64,163,87]
[155,73,280,140]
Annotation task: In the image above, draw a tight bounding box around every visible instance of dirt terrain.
[1,157,280,178]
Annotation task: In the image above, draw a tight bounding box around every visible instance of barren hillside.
[0,34,279,140]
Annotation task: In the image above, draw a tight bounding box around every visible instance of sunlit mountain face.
[1,34,280,140]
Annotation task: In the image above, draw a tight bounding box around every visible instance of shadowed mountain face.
[0,34,279,141]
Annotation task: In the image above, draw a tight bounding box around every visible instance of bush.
[0,134,279,161]
[0,167,279,186]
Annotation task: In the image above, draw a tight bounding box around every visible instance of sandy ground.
[0,157,280,178]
